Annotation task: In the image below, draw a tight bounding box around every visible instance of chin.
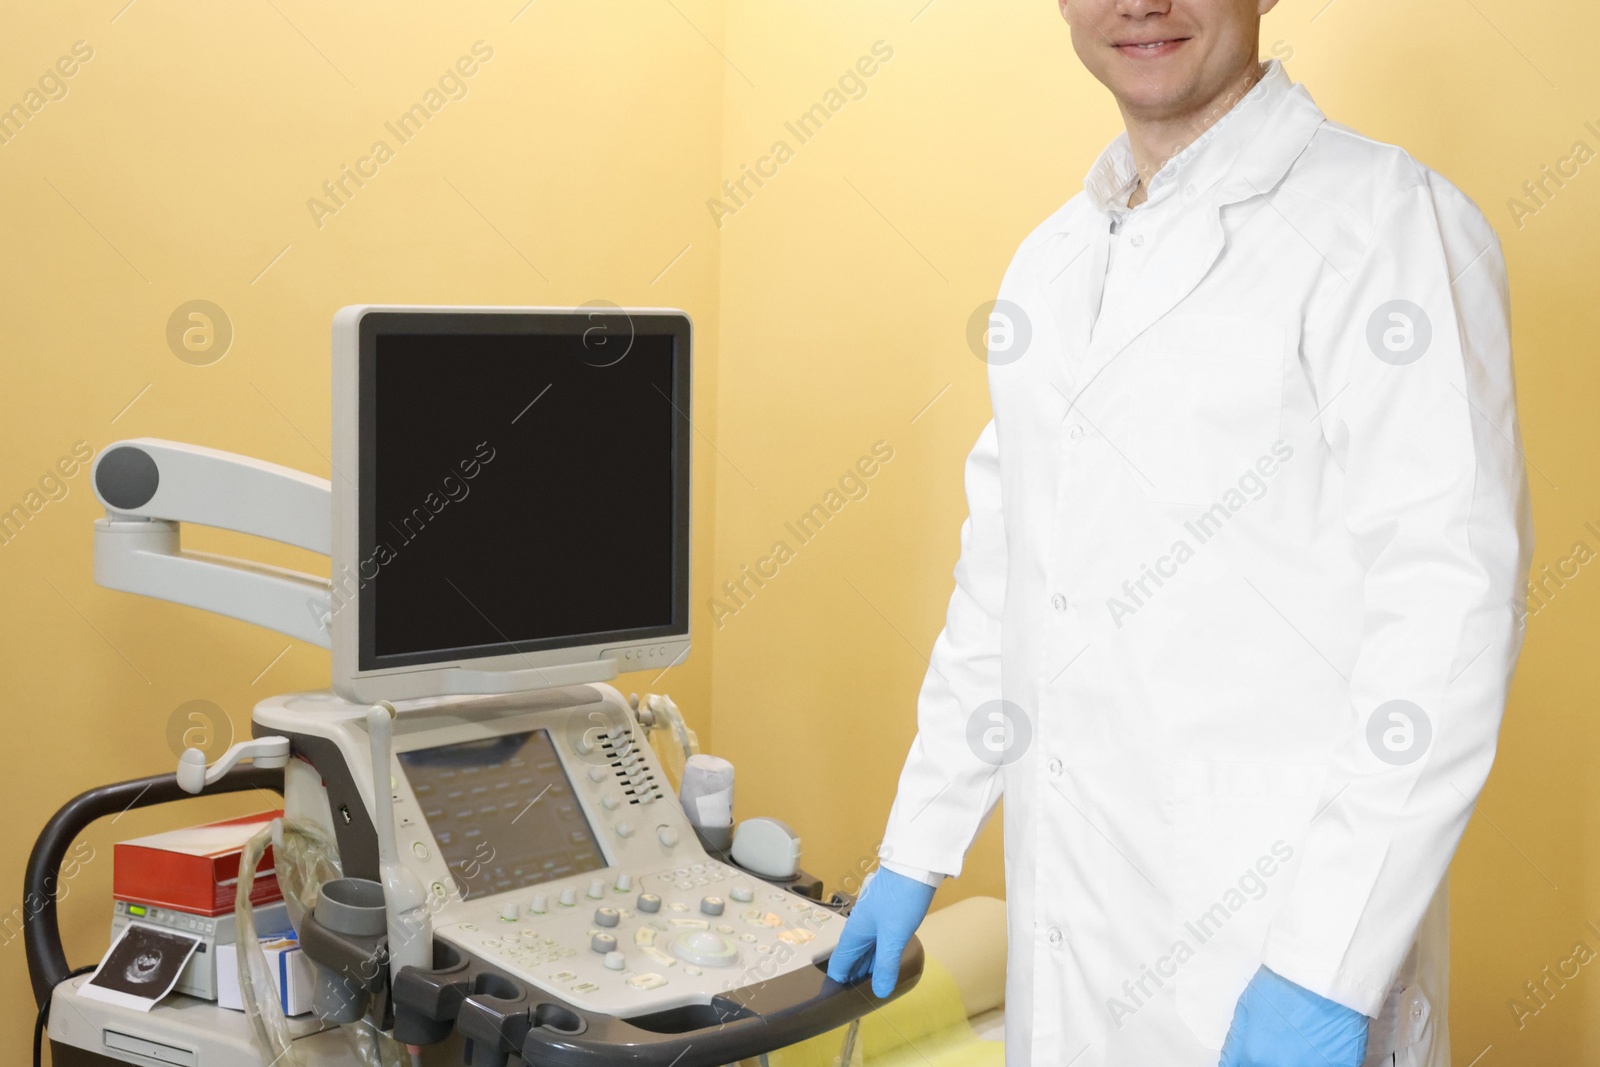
[1110,74,1199,117]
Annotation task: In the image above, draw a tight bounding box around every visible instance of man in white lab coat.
[826,2,1533,1066]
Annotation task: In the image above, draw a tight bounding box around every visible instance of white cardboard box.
[216,937,314,1016]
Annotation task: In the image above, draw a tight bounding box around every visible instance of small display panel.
[398,729,604,899]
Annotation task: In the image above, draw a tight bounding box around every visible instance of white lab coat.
[878,64,1531,1067]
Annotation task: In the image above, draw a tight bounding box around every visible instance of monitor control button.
[616,821,635,838]
[530,895,549,914]
[700,896,725,917]
[588,878,606,900]
[595,907,620,927]
[729,885,754,903]
[657,827,680,848]
[637,893,662,913]
[559,888,577,907]
[604,951,626,971]
[591,932,618,954]
[615,873,634,891]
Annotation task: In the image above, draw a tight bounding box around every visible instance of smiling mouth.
[1114,38,1191,56]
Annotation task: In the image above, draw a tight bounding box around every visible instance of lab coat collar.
[1081,59,1294,216]
[1042,65,1328,389]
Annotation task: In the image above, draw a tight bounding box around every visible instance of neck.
[1122,59,1266,208]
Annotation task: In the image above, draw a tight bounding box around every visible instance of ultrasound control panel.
[365,687,844,1017]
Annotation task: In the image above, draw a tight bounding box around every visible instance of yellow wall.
[3,0,1597,1061]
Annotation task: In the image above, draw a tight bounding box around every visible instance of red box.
[113,811,284,917]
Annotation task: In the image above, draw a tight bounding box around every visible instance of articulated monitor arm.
[91,438,334,648]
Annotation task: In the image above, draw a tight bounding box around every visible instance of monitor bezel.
[330,305,692,704]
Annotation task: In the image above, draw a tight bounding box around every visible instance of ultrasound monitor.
[330,306,692,703]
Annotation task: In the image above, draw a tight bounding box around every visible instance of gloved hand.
[824,867,935,997]
[1219,966,1369,1067]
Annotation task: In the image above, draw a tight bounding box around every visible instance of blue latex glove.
[1219,967,1369,1067]
[825,868,935,997]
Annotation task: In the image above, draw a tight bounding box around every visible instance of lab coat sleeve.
[879,860,947,888]
[1261,174,1533,1015]
[877,417,1008,879]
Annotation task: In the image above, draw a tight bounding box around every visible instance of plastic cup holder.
[429,940,467,972]
[534,1003,587,1035]
[470,972,525,1003]
[315,878,387,936]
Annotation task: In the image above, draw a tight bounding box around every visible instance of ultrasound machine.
[27,307,920,1066]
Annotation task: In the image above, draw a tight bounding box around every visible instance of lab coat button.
[1047,927,1064,947]
[1051,594,1067,612]
[1067,424,1084,441]
[1047,758,1063,777]
[1130,234,1145,248]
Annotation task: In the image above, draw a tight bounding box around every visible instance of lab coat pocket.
[1103,315,1284,508]
[1169,759,1321,1051]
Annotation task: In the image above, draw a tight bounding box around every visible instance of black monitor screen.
[357,312,690,670]
[399,728,604,898]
